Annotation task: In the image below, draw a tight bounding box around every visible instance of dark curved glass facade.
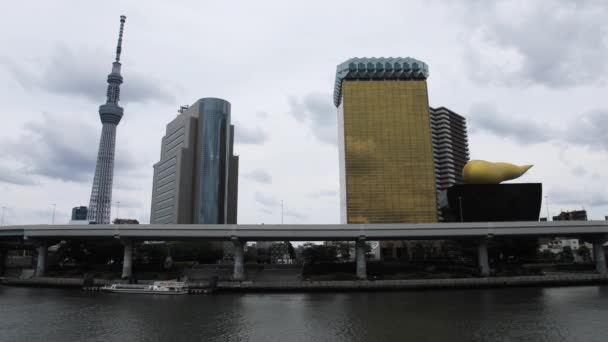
[198,98,231,224]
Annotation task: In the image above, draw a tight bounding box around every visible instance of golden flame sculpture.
[463,160,533,184]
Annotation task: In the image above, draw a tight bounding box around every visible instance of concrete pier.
[232,238,245,281]
[593,238,607,275]
[477,238,490,277]
[0,248,6,276]
[355,238,367,280]
[121,239,133,279]
[35,242,48,277]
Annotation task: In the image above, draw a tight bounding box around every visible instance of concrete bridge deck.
[1,221,608,241]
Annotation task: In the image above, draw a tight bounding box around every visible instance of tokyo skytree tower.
[87,16,127,224]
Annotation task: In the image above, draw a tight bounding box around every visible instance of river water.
[1,286,608,341]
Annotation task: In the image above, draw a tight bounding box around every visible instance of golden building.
[335,58,437,225]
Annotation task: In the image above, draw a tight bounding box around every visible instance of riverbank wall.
[217,274,608,292]
[3,274,608,292]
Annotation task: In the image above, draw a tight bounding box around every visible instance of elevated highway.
[1,221,607,280]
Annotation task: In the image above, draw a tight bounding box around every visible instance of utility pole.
[51,204,56,224]
[545,196,550,221]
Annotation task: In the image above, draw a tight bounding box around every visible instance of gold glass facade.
[339,80,437,223]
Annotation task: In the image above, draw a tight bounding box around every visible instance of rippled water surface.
[2,286,608,341]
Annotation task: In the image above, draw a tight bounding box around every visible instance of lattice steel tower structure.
[87,15,127,224]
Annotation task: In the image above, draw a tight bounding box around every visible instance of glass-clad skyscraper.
[334,57,438,225]
[150,98,238,224]
[197,99,230,224]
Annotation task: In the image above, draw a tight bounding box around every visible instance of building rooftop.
[333,57,429,107]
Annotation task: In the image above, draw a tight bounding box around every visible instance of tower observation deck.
[87,16,127,224]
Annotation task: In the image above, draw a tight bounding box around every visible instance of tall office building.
[430,107,469,221]
[87,16,127,224]
[334,57,438,225]
[430,107,470,191]
[150,98,239,224]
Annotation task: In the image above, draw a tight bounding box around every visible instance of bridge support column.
[593,238,607,275]
[35,241,48,277]
[477,238,490,277]
[121,239,133,279]
[232,238,245,281]
[0,248,6,276]
[356,237,367,280]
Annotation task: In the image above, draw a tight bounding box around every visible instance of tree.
[55,240,123,271]
[336,242,352,262]
[286,242,297,260]
[577,245,591,262]
[301,244,337,264]
[169,241,223,263]
[560,246,574,263]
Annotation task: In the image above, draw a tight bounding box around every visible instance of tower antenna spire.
[115,15,126,62]
[87,15,127,225]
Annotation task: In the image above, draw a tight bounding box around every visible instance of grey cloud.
[254,192,280,207]
[460,1,608,88]
[310,190,337,198]
[244,169,272,184]
[566,110,608,151]
[0,207,60,226]
[235,126,269,145]
[111,198,144,210]
[571,166,587,177]
[549,188,608,208]
[1,113,139,184]
[3,44,175,104]
[288,93,337,145]
[260,208,273,215]
[470,104,608,151]
[0,165,39,186]
[469,104,555,144]
[284,209,307,220]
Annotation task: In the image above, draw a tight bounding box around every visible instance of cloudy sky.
[1,0,607,225]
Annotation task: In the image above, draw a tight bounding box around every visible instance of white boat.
[103,281,189,295]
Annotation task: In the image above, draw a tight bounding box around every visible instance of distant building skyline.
[150,98,239,224]
[87,16,127,224]
[553,210,588,221]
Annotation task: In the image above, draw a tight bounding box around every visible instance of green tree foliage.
[286,241,297,260]
[560,246,574,263]
[169,241,223,263]
[55,240,123,271]
[301,244,338,264]
[577,245,591,262]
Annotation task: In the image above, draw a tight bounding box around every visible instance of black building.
[440,183,543,222]
[71,206,88,221]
